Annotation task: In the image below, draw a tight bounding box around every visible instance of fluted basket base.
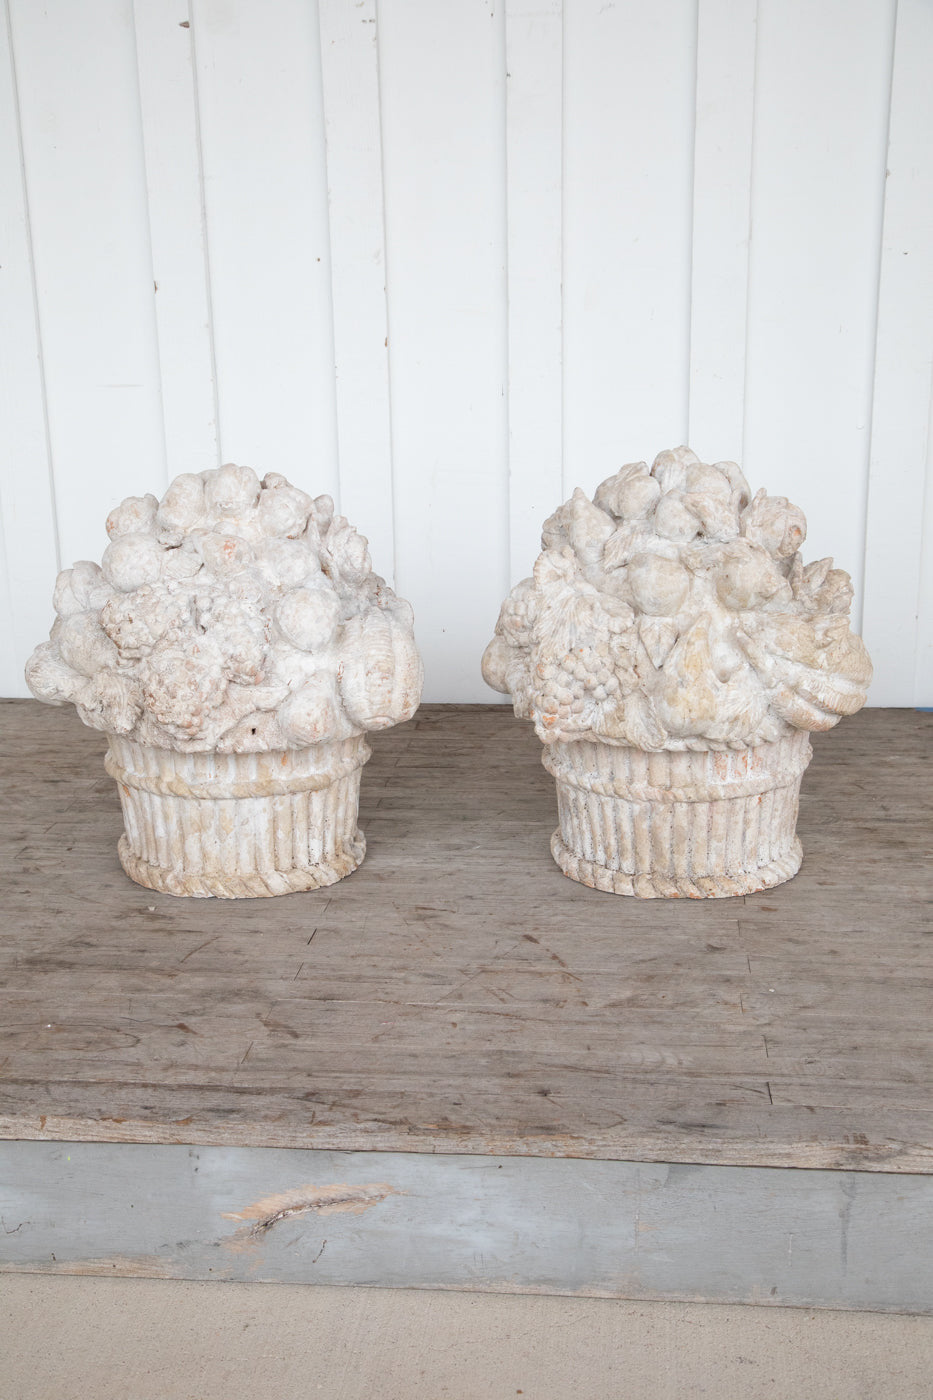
[543,732,812,899]
[105,736,370,899]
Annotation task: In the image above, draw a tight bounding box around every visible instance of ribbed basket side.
[544,733,812,899]
[105,738,370,899]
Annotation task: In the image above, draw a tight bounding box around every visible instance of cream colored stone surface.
[4,1278,933,1400]
[483,446,872,897]
[26,465,423,897]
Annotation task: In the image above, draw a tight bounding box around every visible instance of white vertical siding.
[190,0,339,493]
[862,0,933,707]
[0,0,59,670]
[505,0,563,587]
[378,0,510,703]
[742,0,896,619]
[687,0,757,464]
[562,0,697,488]
[8,0,167,570]
[133,0,220,477]
[318,0,394,580]
[1,0,931,704]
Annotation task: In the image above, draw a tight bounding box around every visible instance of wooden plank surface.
[317,0,394,578]
[561,0,696,476]
[0,702,931,1172]
[189,0,338,486]
[741,0,896,610]
[7,0,168,564]
[687,0,757,464]
[133,0,220,478]
[0,0,60,698]
[376,0,509,702]
[3,1141,933,1312]
[862,0,933,701]
[505,0,564,578]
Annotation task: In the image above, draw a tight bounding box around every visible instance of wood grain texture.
[0,702,931,1172]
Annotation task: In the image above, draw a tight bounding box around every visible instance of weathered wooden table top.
[1,700,931,1171]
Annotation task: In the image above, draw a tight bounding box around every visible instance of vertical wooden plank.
[742,0,897,613]
[861,0,933,706]
[0,0,58,697]
[688,0,757,464]
[317,0,394,582]
[561,0,698,489]
[916,413,933,706]
[7,0,167,570]
[133,0,219,476]
[377,0,510,702]
[505,0,563,584]
[190,0,338,499]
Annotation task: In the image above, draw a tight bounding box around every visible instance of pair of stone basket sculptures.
[26,450,872,901]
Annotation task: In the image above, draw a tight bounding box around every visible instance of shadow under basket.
[542,730,812,898]
[104,735,370,898]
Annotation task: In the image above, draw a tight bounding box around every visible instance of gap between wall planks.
[1,701,931,1174]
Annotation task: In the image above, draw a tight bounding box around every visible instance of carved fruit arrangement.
[27,465,424,753]
[483,446,872,751]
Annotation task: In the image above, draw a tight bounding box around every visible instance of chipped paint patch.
[221,1182,398,1249]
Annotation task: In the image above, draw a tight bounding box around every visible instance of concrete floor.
[1,1278,932,1399]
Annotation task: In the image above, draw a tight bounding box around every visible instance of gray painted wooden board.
[2,1142,932,1313]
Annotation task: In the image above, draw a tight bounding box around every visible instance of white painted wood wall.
[1,0,931,704]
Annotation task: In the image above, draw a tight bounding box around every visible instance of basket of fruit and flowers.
[483,446,871,898]
[27,464,423,898]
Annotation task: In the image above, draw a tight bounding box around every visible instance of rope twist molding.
[117,833,366,899]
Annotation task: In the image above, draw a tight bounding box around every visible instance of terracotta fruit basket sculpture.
[26,465,423,898]
[483,446,872,898]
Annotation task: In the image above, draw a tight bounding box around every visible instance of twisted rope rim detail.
[117,832,366,900]
[550,830,803,899]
